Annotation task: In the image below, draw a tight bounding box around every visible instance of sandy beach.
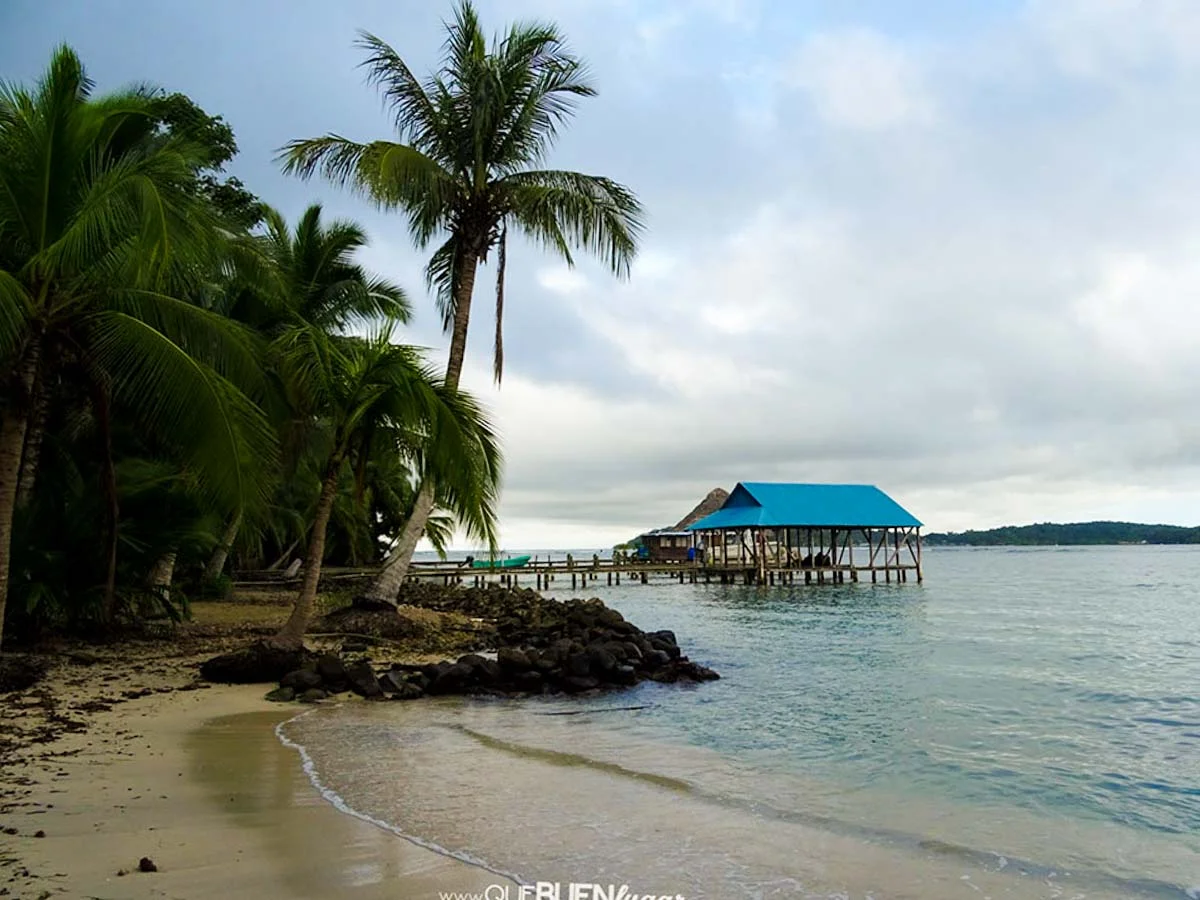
[0,645,508,899]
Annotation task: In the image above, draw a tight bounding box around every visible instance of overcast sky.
[6,0,1200,547]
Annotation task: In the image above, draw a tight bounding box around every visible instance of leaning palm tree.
[0,46,275,646]
[273,325,501,644]
[203,204,410,580]
[279,1,642,599]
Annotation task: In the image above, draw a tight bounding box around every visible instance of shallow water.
[280,546,1200,899]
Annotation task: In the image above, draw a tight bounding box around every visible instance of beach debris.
[137,857,157,873]
[0,655,50,693]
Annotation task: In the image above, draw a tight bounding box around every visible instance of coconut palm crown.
[278,0,644,388]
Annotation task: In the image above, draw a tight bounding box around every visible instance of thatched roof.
[674,487,730,530]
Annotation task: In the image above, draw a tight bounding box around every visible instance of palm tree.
[203,203,410,580]
[0,47,275,646]
[273,325,501,643]
[279,1,642,598]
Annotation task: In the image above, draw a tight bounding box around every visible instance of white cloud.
[783,29,935,130]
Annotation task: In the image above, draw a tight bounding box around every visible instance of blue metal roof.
[686,483,922,530]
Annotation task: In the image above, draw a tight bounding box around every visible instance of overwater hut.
[636,488,730,562]
[686,482,923,585]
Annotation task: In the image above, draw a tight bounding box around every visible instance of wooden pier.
[405,543,921,590]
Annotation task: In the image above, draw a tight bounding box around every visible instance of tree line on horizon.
[923,521,1200,546]
[0,2,642,649]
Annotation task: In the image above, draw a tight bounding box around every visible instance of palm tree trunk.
[205,512,241,581]
[14,364,47,510]
[364,249,480,603]
[276,463,340,644]
[361,480,435,604]
[0,343,42,649]
[94,382,120,623]
[147,550,177,590]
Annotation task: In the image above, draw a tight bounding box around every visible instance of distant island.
[924,521,1200,546]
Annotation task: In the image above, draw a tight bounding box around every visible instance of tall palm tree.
[0,46,274,646]
[279,1,643,599]
[273,325,501,643]
[204,203,410,580]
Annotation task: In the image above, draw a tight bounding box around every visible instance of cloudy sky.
[6,0,1200,547]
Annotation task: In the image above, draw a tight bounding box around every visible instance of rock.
[34,830,45,838]
[564,652,592,678]
[427,662,473,695]
[315,654,348,691]
[344,660,383,699]
[138,857,157,873]
[648,629,678,647]
[199,641,309,684]
[298,688,328,703]
[66,650,102,666]
[389,681,425,700]
[497,647,531,673]
[378,671,424,698]
[280,668,322,691]
[608,664,638,686]
[561,675,600,693]
[676,661,720,682]
[264,686,295,702]
[340,641,369,654]
[642,649,672,670]
[513,670,544,690]
[586,646,618,675]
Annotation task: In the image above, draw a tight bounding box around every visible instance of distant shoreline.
[924,521,1200,547]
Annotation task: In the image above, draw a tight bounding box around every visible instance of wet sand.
[1,667,509,899]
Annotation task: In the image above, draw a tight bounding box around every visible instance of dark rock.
[340,641,369,654]
[497,647,531,673]
[642,649,672,670]
[428,662,473,695]
[138,857,157,873]
[608,664,638,686]
[34,830,45,838]
[513,670,544,690]
[564,652,592,678]
[587,646,618,675]
[280,668,322,691]
[456,653,490,669]
[561,675,600,693]
[676,661,721,682]
[379,671,424,699]
[344,660,383,699]
[264,686,295,702]
[649,637,681,660]
[648,629,678,647]
[298,688,328,703]
[316,654,348,691]
[199,641,310,685]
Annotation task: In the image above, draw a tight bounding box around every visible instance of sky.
[5,0,1200,548]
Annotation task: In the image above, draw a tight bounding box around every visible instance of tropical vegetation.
[0,42,506,649]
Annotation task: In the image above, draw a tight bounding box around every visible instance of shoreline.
[0,649,511,898]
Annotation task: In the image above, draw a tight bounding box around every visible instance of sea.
[277,545,1200,899]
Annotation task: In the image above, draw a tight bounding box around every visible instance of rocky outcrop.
[254,586,719,703]
[198,640,311,684]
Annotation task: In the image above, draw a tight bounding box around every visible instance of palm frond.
[500,168,643,277]
[86,311,278,515]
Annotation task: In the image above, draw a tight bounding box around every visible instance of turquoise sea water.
[281,546,1200,899]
